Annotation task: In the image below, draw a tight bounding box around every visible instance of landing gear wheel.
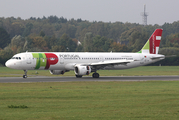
[76,75,82,78]
[23,75,27,78]
[23,70,27,79]
[92,73,99,78]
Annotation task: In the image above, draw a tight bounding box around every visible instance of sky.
[0,0,179,25]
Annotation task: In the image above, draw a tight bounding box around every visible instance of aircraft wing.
[90,60,134,66]
[77,59,134,69]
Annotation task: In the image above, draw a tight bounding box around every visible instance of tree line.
[0,16,179,65]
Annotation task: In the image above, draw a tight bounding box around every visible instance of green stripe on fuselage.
[32,53,47,69]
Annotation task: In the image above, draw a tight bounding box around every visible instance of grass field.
[1,66,179,119]
[0,66,179,77]
[0,81,179,120]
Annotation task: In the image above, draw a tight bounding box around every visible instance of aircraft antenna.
[141,4,148,26]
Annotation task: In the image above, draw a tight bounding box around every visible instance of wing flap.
[90,60,134,66]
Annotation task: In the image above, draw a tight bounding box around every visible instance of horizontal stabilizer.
[150,55,165,60]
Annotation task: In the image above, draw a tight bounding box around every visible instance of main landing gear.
[23,70,27,78]
[75,73,100,78]
[92,73,99,78]
[76,75,82,78]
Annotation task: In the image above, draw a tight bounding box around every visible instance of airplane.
[5,29,165,78]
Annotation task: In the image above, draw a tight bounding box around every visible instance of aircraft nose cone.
[5,60,12,68]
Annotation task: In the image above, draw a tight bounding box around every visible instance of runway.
[0,76,179,83]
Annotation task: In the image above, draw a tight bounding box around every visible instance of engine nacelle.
[49,70,65,75]
[74,65,91,76]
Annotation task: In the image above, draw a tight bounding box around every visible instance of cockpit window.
[11,57,21,60]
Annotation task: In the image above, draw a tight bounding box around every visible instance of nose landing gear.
[23,70,27,78]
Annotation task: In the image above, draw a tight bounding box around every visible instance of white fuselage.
[5,52,165,71]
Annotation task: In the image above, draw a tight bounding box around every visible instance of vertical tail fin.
[139,29,163,54]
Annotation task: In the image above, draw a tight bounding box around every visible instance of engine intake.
[74,65,91,76]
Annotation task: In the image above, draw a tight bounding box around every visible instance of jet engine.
[74,65,91,76]
[49,70,65,75]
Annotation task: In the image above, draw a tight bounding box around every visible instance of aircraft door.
[60,57,64,64]
[139,54,145,65]
[99,56,104,62]
[24,54,35,69]
[26,54,31,64]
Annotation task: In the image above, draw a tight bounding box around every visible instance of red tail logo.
[149,29,163,54]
